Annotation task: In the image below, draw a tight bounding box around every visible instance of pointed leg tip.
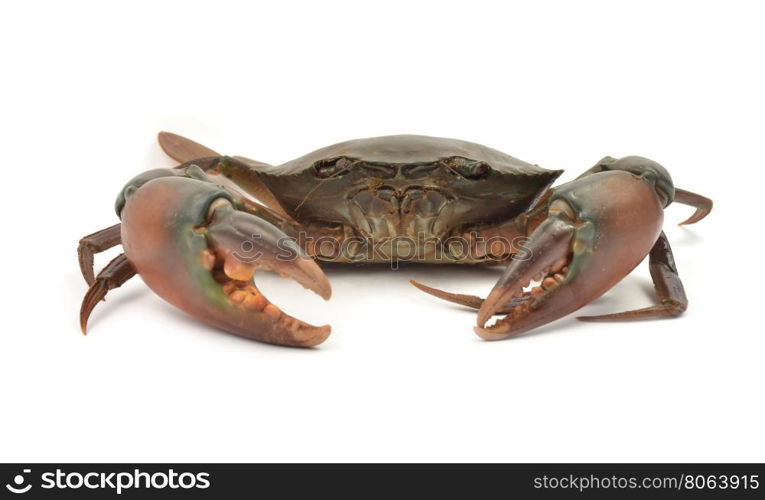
[576,315,602,322]
[408,279,439,295]
[79,313,92,335]
[678,213,708,226]
[577,313,637,322]
[79,311,91,335]
[577,304,686,322]
[678,215,701,226]
[409,279,438,295]
[79,281,108,337]
[409,279,427,291]
[673,189,712,225]
[410,280,494,313]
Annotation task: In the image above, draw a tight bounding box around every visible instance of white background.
[1,1,762,462]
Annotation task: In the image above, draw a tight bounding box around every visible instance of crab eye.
[450,159,490,179]
[314,158,353,179]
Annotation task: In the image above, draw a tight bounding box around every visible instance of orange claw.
[120,175,331,347]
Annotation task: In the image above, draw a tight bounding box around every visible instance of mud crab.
[78,133,712,347]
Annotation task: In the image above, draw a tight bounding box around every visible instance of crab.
[78,133,712,347]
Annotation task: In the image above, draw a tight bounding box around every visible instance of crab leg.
[80,254,136,333]
[409,280,529,314]
[117,175,331,347]
[157,131,219,162]
[157,132,292,219]
[578,231,687,321]
[674,188,713,226]
[78,223,122,285]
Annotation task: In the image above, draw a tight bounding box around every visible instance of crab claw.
[476,170,665,339]
[120,175,331,347]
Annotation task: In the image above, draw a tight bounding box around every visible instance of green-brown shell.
[270,134,554,176]
[257,135,563,230]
